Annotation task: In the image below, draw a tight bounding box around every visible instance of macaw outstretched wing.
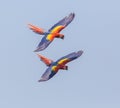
[37,54,53,66]
[48,13,75,33]
[38,67,52,82]
[34,35,51,52]
[56,50,83,66]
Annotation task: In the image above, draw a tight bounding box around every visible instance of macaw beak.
[61,35,64,40]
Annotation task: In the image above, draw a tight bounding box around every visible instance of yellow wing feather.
[46,25,64,41]
[58,58,70,65]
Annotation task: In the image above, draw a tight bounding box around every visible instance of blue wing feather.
[56,50,83,64]
[38,66,57,82]
[48,13,75,32]
[34,34,51,52]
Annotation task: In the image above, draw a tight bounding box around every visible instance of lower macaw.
[37,50,83,82]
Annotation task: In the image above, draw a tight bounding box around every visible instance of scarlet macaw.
[37,50,83,82]
[28,13,75,52]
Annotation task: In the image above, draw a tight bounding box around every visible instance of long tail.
[37,54,53,66]
[28,24,45,35]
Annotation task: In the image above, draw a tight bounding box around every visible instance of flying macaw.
[37,50,83,82]
[28,13,75,52]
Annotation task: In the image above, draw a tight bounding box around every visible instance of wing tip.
[63,12,75,26]
[34,47,44,52]
[34,49,39,52]
[77,50,84,56]
[38,78,48,82]
[69,12,75,18]
[70,12,75,16]
[38,80,43,82]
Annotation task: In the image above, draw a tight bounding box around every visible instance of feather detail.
[37,54,53,66]
[28,24,45,35]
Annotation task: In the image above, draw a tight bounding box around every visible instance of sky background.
[0,0,120,108]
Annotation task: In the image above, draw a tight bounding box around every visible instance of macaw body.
[28,13,75,52]
[37,50,83,82]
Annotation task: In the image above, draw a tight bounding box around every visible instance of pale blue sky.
[0,0,120,108]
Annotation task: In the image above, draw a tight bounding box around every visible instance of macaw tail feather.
[28,24,45,35]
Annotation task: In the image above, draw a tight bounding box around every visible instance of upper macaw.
[28,13,75,52]
[37,50,83,82]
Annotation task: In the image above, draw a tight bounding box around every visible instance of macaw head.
[59,34,64,39]
[60,65,68,70]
